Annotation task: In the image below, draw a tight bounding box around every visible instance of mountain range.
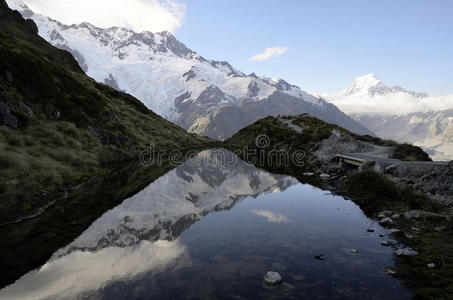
[324,74,453,160]
[6,0,373,139]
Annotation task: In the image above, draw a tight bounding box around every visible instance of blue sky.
[175,0,453,95]
[18,0,453,95]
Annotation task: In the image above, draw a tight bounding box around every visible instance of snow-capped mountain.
[341,74,429,98]
[7,0,373,138]
[325,74,453,160]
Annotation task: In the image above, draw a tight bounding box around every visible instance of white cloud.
[249,46,288,62]
[327,93,453,115]
[251,209,289,223]
[14,0,185,33]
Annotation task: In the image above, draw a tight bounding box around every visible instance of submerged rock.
[381,241,391,246]
[350,249,358,254]
[367,228,375,232]
[395,248,418,257]
[264,271,282,286]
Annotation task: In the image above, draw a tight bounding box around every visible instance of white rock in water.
[264,271,282,286]
[379,217,393,226]
[303,172,315,176]
[350,249,358,254]
[377,214,386,218]
[391,214,400,219]
[381,241,391,246]
[395,248,418,257]
[427,263,435,269]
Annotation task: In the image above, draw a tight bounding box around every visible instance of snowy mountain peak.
[343,74,385,96]
[342,74,428,98]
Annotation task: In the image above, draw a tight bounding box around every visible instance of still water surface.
[0,150,410,299]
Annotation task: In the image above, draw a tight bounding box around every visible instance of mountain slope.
[0,0,211,220]
[7,0,374,138]
[324,74,453,160]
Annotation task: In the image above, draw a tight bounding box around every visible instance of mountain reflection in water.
[0,150,410,300]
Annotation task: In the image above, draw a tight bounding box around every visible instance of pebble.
[264,271,282,286]
[319,173,330,179]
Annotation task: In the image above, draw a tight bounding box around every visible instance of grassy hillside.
[228,114,431,161]
[0,1,212,221]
